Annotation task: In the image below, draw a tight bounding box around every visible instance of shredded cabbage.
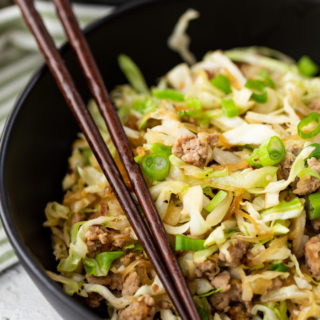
[44,202,69,227]
[206,192,233,227]
[84,284,133,308]
[58,216,108,272]
[78,167,108,194]
[252,145,314,194]
[261,198,304,222]
[223,124,279,145]
[167,9,199,64]
[47,271,85,296]
[252,304,278,320]
[210,166,278,190]
[135,275,165,297]
[261,285,310,303]
[183,185,209,235]
[46,43,320,317]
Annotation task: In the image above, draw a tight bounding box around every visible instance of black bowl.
[1,0,320,319]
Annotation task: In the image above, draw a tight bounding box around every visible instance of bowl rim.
[0,0,161,318]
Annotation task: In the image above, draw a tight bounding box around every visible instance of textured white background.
[0,265,62,320]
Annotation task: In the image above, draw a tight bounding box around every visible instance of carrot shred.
[236,209,260,233]
[214,159,249,173]
[219,134,232,149]
[224,192,243,221]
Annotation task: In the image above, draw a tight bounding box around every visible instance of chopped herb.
[298,55,319,77]
[270,263,288,272]
[199,288,222,297]
[211,74,232,94]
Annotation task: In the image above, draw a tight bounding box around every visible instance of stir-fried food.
[45,46,320,320]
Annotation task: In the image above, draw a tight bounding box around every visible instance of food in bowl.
[44,46,320,320]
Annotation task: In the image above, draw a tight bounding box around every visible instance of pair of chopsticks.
[14,1,200,319]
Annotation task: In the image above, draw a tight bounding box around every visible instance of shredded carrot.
[282,134,303,141]
[224,192,243,221]
[290,88,310,117]
[236,209,260,234]
[214,159,249,173]
[225,68,242,90]
[236,232,274,243]
[219,134,232,149]
[206,181,244,192]
[179,81,186,91]
[134,146,147,157]
[183,123,200,133]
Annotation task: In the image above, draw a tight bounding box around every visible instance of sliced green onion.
[193,167,228,180]
[198,288,222,297]
[261,198,303,223]
[305,143,320,162]
[202,186,215,198]
[246,148,262,167]
[298,113,320,139]
[307,192,320,220]
[152,88,184,101]
[133,98,157,114]
[243,224,250,236]
[258,70,275,88]
[134,155,144,164]
[123,243,144,253]
[82,148,93,165]
[245,79,268,103]
[141,153,170,181]
[138,114,151,130]
[210,74,232,94]
[149,143,172,157]
[205,190,227,212]
[118,54,149,94]
[123,243,135,250]
[184,97,202,116]
[175,235,206,251]
[249,264,265,271]
[297,55,319,77]
[207,168,228,178]
[258,136,285,166]
[221,98,239,118]
[194,297,210,320]
[247,136,285,167]
[270,263,288,272]
[279,301,288,320]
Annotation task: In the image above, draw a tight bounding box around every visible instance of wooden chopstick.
[52,1,200,320]
[14,1,192,319]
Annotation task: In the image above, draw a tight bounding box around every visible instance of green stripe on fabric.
[0,53,41,86]
[0,238,8,246]
[0,250,15,264]
[0,0,112,272]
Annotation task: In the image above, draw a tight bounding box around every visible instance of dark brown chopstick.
[14,1,191,319]
[52,1,200,320]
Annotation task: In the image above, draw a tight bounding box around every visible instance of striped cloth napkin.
[0,0,112,273]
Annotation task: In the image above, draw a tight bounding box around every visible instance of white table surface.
[0,264,62,320]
